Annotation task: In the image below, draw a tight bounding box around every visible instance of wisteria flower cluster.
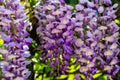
[35,0,75,76]
[74,0,120,79]
[35,0,120,79]
[0,0,119,80]
[0,0,32,80]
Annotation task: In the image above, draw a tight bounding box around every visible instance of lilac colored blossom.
[35,0,120,79]
[36,0,75,76]
[0,0,32,79]
[98,6,104,13]
[75,74,81,80]
[74,0,120,79]
[94,0,112,5]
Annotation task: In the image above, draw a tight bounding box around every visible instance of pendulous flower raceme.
[0,0,117,79]
[74,0,120,79]
[35,0,76,76]
[0,0,32,80]
[35,0,120,79]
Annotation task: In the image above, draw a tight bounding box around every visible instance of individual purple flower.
[94,0,112,5]
[98,6,104,13]
[75,74,81,80]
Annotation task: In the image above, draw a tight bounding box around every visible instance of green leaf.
[0,54,3,60]
[28,0,38,7]
[98,75,107,80]
[34,52,40,59]
[65,0,79,4]
[115,19,120,25]
[45,66,54,73]
[31,40,38,48]
[93,72,102,79]
[66,64,80,73]
[35,75,42,80]
[0,68,3,79]
[35,74,53,80]
[42,78,52,80]
[67,74,74,80]
[0,39,4,46]
[56,75,67,80]
[32,58,38,62]
[80,74,86,80]
[34,63,45,71]
[117,71,120,80]
[70,56,76,64]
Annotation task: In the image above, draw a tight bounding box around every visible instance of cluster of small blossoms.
[74,0,120,79]
[35,0,75,76]
[35,0,119,79]
[0,0,32,80]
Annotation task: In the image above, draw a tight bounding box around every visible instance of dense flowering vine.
[35,0,120,79]
[0,0,119,80]
[0,0,32,80]
[35,0,76,76]
[74,0,120,79]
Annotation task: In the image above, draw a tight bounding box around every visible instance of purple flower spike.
[0,0,32,79]
[74,0,119,79]
[36,0,75,76]
[33,0,120,79]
